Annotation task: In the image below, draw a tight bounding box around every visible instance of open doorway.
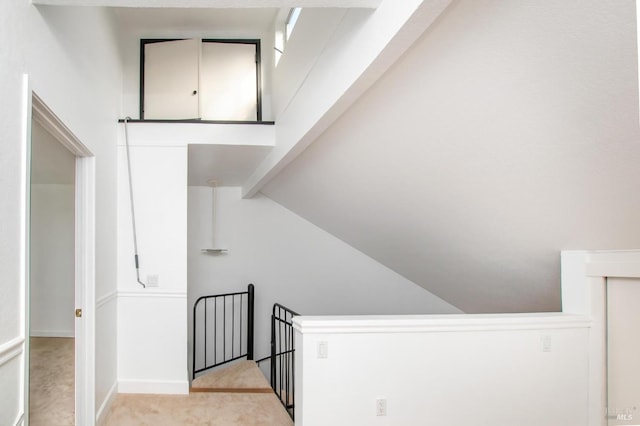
[24,89,96,425]
[29,118,76,424]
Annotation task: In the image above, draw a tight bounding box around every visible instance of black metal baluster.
[214,297,217,366]
[240,294,242,359]
[247,284,254,360]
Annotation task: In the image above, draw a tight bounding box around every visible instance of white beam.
[31,0,381,8]
[242,0,453,198]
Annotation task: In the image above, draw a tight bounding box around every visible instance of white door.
[144,38,200,120]
[200,42,258,121]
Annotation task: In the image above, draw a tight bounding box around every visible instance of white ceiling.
[113,7,278,33]
[188,144,272,186]
[35,0,381,8]
[31,120,75,185]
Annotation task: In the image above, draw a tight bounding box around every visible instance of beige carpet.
[191,361,272,392]
[103,361,292,425]
[103,393,294,426]
[30,337,75,426]
[28,340,292,425]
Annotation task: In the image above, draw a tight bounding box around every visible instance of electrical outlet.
[147,274,159,287]
[317,341,328,359]
[542,335,551,352]
[376,398,387,416]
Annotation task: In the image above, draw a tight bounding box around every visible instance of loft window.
[275,8,301,66]
[140,38,262,122]
[285,8,301,41]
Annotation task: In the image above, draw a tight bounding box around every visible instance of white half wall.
[117,143,189,393]
[188,186,461,367]
[294,314,590,426]
[30,184,75,338]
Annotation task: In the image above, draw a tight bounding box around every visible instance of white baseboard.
[30,330,74,338]
[95,381,118,426]
[14,412,24,426]
[118,379,189,395]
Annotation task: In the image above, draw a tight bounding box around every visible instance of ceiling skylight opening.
[275,7,302,66]
[285,7,302,41]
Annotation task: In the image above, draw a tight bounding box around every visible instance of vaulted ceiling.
[261,0,640,313]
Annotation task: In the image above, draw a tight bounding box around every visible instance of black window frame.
[140,38,262,122]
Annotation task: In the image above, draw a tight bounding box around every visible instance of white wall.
[30,184,75,337]
[295,314,590,426]
[188,186,461,367]
[261,0,640,313]
[0,3,122,424]
[117,143,189,393]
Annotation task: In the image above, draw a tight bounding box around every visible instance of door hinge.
[75,308,82,318]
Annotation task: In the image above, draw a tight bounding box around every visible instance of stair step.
[191,360,272,393]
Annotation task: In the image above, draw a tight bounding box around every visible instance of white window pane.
[144,38,200,120]
[200,42,257,121]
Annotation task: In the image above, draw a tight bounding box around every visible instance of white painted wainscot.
[294,313,591,426]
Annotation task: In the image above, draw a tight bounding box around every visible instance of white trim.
[20,74,32,426]
[118,379,189,395]
[293,313,591,335]
[586,261,640,278]
[96,291,118,309]
[76,155,96,426]
[117,121,274,148]
[95,381,118,426]
[30,331,75,338]
[31,92,97,426]
[0,337,25,368]
[561,249,640,426]
[14,413,24,426]
[118,290,187,299]
[31,93,92,157]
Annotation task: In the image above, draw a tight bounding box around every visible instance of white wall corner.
[95,381,117,426]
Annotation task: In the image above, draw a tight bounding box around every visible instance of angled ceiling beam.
[242,0,453,198]
[31,0,381,8]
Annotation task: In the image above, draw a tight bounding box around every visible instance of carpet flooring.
[29,336,75,426]
[28,338,291,425]
[102,392,294,426]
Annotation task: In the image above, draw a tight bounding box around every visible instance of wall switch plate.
[317,341,328,359]
[147,274,159,287]
[376,398,387,416]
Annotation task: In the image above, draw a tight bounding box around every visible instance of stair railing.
[271,303,299,420]
[192,283,254,380]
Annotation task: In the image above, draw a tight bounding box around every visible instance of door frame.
[22,75,96,425]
